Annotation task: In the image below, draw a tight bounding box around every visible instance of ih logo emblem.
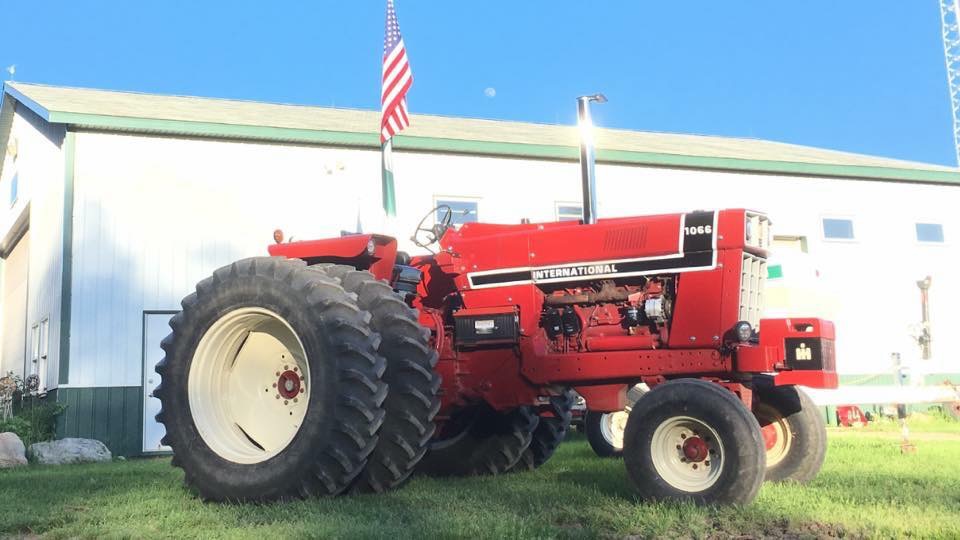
[795,343,812,361]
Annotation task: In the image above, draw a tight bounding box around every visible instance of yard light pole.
[577,93,606,225]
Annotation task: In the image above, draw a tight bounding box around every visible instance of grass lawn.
[2,420,959,539]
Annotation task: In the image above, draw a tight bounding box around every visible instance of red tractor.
[155,202,836,505]
[155,97,834,506]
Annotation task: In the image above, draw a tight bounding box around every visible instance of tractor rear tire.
[418,404,539,476]
[514,390,576,471]
[154,257,387,502]
[753,384,827,483]
[585,411,627,458]
[313,265,441,493]
[623,379,766,505]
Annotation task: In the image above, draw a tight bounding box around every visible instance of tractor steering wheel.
[412,205,453,250]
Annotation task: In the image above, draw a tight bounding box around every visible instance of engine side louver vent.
[603,226,648,252]
[739,253,767,328]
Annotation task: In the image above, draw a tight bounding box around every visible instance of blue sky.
[1,1,955,166]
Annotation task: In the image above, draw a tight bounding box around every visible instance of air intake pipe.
[577,94,606,225]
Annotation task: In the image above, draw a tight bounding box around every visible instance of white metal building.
[1,82,958,455]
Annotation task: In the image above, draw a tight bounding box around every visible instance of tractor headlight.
[366,239,376,255]
[735,321,753,343]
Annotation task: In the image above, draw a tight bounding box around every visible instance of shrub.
[0,399,67,447]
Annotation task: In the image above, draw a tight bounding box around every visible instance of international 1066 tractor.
[155,112,837,506]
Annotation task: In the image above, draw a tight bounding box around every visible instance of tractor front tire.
[753,384,827,483]
[514,390,576,471]
[314,265,441,493]
[585,410,627,458]
[623,379,766,505]
[418,405,539,476]
[154,257,387,502]
[585,384,647,458]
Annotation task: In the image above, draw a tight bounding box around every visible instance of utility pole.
[939,0,960,166]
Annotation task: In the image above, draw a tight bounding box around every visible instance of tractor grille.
[739,252,767,327]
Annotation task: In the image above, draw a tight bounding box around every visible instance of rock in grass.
[0,432,28,468]
[28,438,111,465]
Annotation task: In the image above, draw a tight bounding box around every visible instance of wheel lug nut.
[676,444,681,450]
[680,433,686,439]
[692,464,698,470]
[284,400,289,405]
[705,460,710,466]
[272,383,277,388]
[275,371,281,377]
[284,365,289,370]
[275,394,280,399]
[293,367,298,372]
[293,398,298,403]
[299,375,305,381]
[299,388,305,393]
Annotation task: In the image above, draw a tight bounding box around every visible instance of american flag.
[381,0,412,143]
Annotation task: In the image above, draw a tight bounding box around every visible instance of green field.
[2,420,959,539]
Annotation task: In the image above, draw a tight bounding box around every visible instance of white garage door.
[1,230,29,377]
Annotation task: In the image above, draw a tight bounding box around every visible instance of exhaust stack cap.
[577,94,607,225]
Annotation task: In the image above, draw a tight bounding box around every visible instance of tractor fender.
[268,234,398,282]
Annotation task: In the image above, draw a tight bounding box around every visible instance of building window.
[435,198,478,226]
[9,172,18,207]
[821,218,855,240]
[915,223,944,243]
[556,203,583,222]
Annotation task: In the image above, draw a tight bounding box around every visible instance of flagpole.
[381,138,397,217]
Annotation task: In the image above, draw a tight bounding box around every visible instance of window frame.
[9,172,18,208]
[555,202,583,222]
[914,222,946,245]
[820,215,857,243]
[433,196,480,227]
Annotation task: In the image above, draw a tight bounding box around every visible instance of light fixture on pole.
[577,93,607,225]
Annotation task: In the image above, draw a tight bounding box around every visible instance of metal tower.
[940,0,960,166]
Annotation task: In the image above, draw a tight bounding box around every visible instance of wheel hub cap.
[277,370,302,399]
[682,436,709,462]
[761,423,778,451]
[651,416,724,492]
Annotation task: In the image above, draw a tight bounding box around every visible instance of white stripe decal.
[466,211,719,289]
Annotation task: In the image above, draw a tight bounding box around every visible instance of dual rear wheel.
[154,258,439,501]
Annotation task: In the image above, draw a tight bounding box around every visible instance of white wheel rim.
[600,411,629,450]
[189,307,310,464]
[650,416,724,492]
[756,403,792,467]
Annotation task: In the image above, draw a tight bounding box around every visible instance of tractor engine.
[539,278,673,354]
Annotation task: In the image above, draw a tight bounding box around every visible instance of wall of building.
[59,130,960,454]
[0,106,65,387]
[67,130,960,382]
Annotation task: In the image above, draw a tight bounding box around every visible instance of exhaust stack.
[577,94,606,225]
